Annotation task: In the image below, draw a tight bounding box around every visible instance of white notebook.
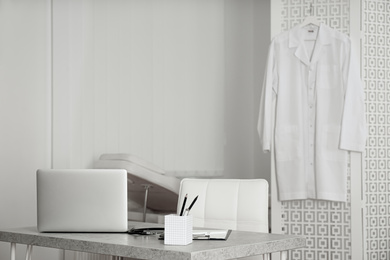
[37,169,128,232]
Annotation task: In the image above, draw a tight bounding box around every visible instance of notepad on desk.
[193,229,232,240]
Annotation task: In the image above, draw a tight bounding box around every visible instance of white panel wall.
[52,0,271,181]
[361,1,390,259]
[0,0,60,259]
[53,0,225,176]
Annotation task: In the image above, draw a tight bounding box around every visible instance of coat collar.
[288,23,331,66]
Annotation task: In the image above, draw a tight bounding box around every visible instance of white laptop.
[37,169,128,232]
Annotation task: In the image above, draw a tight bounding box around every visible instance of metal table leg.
[10,243,16,260]
[141,184,152,222]
[25,245,33,260]
[10,243,33,260]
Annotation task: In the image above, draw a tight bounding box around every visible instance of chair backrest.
[177,178,269,233]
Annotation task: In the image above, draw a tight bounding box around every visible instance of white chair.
[177,178,274,260]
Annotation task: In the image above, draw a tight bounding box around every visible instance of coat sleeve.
[339,39,366,152]
[258,39,277,153]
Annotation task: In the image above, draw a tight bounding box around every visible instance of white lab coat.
[258,23,366,202]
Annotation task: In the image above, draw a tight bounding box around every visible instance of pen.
[180,194,187,216]
[186,195,198,215]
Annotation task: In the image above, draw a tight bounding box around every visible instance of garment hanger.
[300,3,321,28]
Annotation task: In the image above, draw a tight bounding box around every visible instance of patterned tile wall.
[281,0,350,34]
[362,1,390,259]
[280,0,352,259]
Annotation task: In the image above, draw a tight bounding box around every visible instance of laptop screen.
[37,169,128,232]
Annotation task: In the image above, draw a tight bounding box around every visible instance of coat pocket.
[320,126,347,162]
[275,126,302,161]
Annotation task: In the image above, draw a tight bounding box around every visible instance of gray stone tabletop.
[0,222,305,260]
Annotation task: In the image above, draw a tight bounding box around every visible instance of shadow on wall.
[223,0,271,181]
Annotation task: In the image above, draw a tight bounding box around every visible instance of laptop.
[37,169,128,232]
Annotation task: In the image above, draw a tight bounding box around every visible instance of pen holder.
[164,214,193,245]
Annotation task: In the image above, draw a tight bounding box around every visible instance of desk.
[0,222,305,260]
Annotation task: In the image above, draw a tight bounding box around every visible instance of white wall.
[52,0,271,181]
[224,0,270,179]
[52,0,226,176]
[0,0,60,259]
[0,1,270,259]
